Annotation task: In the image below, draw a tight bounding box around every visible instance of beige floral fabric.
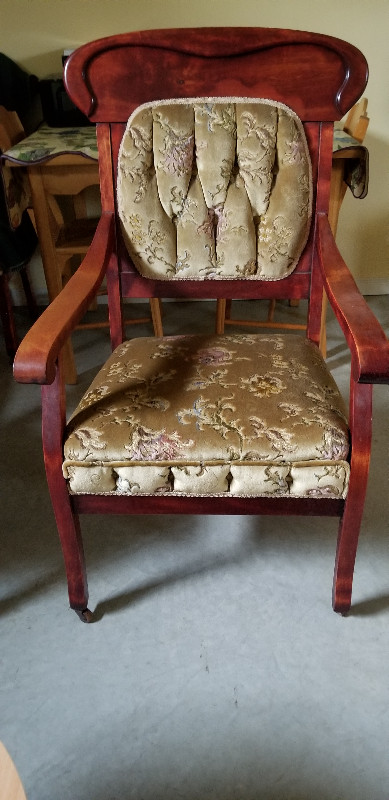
[117,98,312,281]
[63,333,350,498]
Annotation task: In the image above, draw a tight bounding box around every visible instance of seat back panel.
[116,98,312,283]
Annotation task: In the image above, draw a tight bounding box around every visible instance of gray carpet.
[1,297,389,800]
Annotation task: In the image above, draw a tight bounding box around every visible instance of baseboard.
[355,278,389,296]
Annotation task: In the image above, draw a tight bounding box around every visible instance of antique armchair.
[13,28,389,621]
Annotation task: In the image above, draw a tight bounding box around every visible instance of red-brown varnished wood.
[119,270,312,302]
[98,124,126,348]
[73,493,344,517]
[64,28,368,123]
[307,123,334,344]
[41,357,89,612]
[96,124,115,212]
[332,381,373,614]
[316,213,389,383]
[13,29,386,618]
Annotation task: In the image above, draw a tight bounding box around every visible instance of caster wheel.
[75,607,93,623]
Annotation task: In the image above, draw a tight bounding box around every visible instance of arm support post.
[13,212,115,385]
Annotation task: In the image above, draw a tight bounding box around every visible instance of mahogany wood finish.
[13,28,389,620]
[63,28,368,122]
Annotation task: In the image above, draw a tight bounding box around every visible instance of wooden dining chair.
[343,96,369,143]
[13,28,389,621]
[0,106,38,360]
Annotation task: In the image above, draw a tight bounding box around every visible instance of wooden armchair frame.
[13,28,389,620]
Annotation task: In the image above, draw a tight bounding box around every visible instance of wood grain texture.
[74,493,344,517]
[332,381,373,613]
[64,28,368,122]
[42,359,89,612]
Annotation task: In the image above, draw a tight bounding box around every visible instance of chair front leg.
[41,357,90,620]
[332,380,373,613]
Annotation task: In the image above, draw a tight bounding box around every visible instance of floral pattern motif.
[124,425,193,461]
[117,98,312,281]
[63,333,350,498]
[3,125,98,164]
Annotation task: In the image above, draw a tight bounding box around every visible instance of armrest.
[316,213,389,383]
[14,212,115,385]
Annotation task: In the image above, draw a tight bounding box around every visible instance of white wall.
[2,0,389,296]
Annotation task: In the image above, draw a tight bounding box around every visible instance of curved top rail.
[64,27,368,123]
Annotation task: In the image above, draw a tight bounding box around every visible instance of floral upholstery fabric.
[117,99,312,281]
[63,333,350,498]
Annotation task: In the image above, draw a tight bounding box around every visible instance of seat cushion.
[63,333,350,498]
[117,98,312,281]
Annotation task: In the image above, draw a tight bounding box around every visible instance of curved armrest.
[14,212,115,385]
[316,213,389,384]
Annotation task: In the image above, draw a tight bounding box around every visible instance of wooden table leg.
[150,298,163,337]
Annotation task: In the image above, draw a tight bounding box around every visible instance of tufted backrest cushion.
[117,98,312,281]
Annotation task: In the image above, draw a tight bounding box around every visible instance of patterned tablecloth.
[333,124,369,199]
[1,125,97,230]
[3,124,98,163]
[1,123,368,230]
